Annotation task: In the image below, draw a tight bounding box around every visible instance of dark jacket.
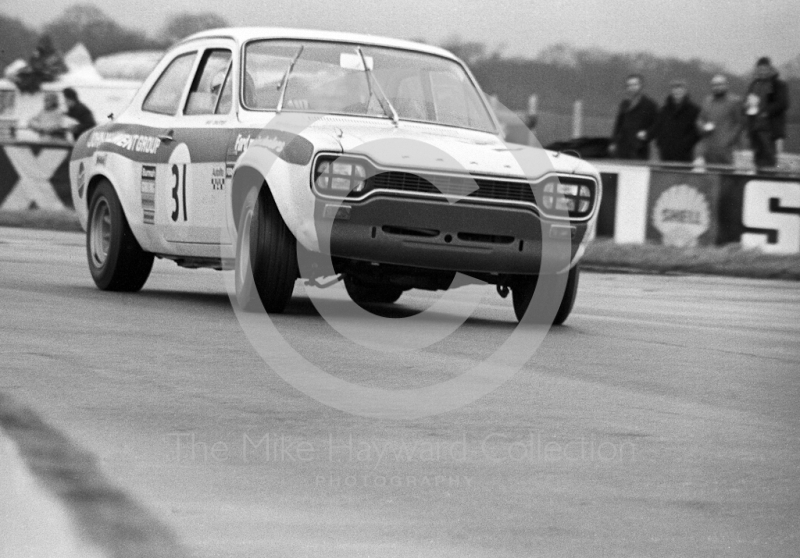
[66,101,96,139]
[746,71,789,139]
[649,96,701,162]
[611,94,658,159]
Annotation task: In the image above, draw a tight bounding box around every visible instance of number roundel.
[167,143,192,223]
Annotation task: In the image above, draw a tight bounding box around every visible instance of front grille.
[366,172,539,204]
[471,178,538,204]
[311,154,598,220]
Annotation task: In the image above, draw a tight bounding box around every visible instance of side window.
[185,49,232,115]
[142,53,196,115]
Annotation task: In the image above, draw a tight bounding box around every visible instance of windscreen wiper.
[356,46,399,126]
[276,45,305,113]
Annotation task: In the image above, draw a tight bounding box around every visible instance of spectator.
[62,88,96,139]
[28,92,74,141]
[696,74,743,165]
[647,80,701,163]
[609,74,658,160]
[745,56,789,169]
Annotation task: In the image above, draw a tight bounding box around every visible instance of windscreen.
[243,40,496,133]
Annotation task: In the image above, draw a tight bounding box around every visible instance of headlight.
[541,177,595,218]
[314,158,367,195]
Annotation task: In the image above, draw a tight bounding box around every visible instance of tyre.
[235,185,298,312]
[512,265,580,325]
[86,180,153,292]
[344,276,403,306]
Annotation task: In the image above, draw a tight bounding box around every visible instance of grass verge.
[584,239,800,280]
[0,209,81,232]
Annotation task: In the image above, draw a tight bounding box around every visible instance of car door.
[172,42,237,247]
[134,42,234,252]
[135,47,201,250]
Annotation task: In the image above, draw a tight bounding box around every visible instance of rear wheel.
[235,186,298,312]
[344,276,403,306]
[86,180,153,291]
[512,265,580,325]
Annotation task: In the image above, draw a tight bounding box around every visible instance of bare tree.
[441,35,488,67]
[44,4,161,58]
[12,35,68,93]
[0,15,38,71]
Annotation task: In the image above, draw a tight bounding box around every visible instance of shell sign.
[652,184,711,247]
[646,171,720,247]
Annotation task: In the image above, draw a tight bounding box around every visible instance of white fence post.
[572,100,583,138]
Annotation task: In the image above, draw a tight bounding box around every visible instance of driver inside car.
[210,69,232,113]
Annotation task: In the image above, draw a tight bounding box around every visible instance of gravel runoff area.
[1,209,798,280]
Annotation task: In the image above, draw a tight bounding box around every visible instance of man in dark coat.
[647,80,701,163]
[745,57,790,169]
[610,74,658,160]
[62,87,96,140]
[696,74,743,165]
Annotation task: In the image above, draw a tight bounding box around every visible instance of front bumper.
[315,195,588,275]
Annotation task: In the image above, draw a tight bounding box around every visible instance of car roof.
[179,27,458,61]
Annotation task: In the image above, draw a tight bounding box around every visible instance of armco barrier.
[0,142,73,210]
[593,160,800,254]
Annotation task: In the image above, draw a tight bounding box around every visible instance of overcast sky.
[3,0,798,73]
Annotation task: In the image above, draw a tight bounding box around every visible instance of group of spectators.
[28,87,95,142]
[610,57,790,169]
[22,56,792,172]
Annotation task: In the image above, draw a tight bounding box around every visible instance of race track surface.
[1,227,798,557]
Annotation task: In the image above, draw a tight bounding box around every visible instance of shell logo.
[652,184,710,247]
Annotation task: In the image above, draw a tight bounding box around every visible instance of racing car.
[70,28,601,324]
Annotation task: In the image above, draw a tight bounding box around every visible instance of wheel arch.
[85,173,112,211]
[231,165,267,233]
[85,172,150,251]
[231,149,320,253]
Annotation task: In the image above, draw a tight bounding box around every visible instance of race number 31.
[171,163,188,222]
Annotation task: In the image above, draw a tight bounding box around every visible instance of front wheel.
[512,265,580,325]
[86,180,153,291]
[235,186,298,312]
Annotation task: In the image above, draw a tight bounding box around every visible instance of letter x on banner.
[0,145,72,210]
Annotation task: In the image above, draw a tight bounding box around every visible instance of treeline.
[0,4,228,70]
[444,40,800,124]
[2,6,797,123]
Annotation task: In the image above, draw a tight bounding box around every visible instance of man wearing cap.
[696,74,743,165]
[745,57,789,169]
[646,80,701,163]
[609,74,658,160]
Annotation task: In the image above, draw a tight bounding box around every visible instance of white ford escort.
[70,28,601,324]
